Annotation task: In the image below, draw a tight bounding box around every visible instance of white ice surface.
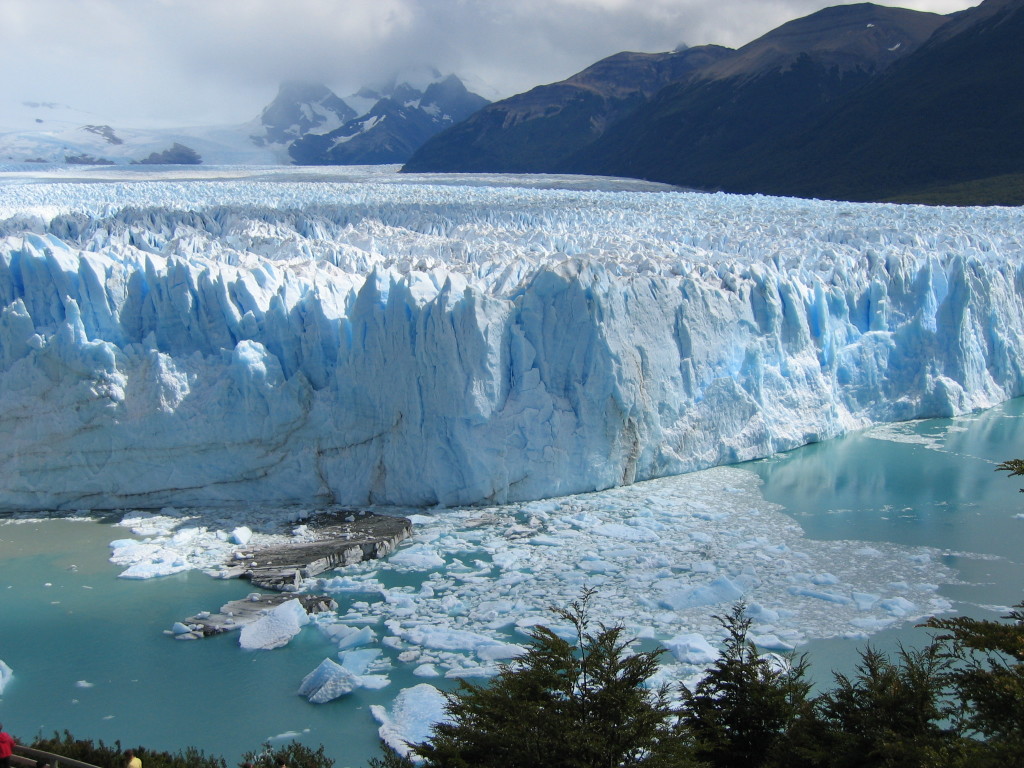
[370,683,448,759]
[1,166,1022,512]
[88,458,962,745]
[0,658,12,694]
[238,598,310,650]
[297,658,359,703]
[665,633,719,664]
[306,466,954,695]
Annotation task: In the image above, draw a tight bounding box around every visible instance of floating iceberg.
[370,683,448,758]
[664,633,719,665]
[298,658,359,703]
[0,168,1022,511]
[238,598,310,650]
[0,659,12,694]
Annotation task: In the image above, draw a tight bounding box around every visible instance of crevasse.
[0,177,1022,511]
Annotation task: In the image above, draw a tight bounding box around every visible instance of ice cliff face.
[0,169,1022,512]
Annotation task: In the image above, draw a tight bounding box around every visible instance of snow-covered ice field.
[1,165,1022,512]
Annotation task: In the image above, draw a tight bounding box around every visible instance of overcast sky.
[0,0,979,128]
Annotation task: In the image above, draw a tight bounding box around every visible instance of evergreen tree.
[996,458,1024,491]
[241,741,334,768]
[809,644,955,768]
[924,602,1024,766]
[677,603,812,768]
[30,732,227,768]
[411,588,687,768]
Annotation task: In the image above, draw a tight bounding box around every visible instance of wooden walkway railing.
[12,745,102,768]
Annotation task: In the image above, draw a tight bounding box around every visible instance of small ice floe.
[239,598,310,650]
[476,643,527,662]
[231,526,253,546]
[320,623,377,650]
[593,522,660,541]
[268,731,305,742]
[751,633,796,652]
[811,573,839,585]
[789,586,853,605]
[371,684,449,759]
[388,544,445,569]
[339,648,383,676]
[664,633,719,665]
[878,596,917,617]
[359,675,392,689]
[853,592,880,610]
[0,659,12,694]
[658,576,745,610]
[74,680,94,688]
[298,658,359,703]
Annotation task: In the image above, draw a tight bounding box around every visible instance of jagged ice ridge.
[0,168,1022,511]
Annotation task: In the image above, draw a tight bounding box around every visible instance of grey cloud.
[0,0,979,127]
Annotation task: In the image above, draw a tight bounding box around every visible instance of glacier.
[0,165,1022,512]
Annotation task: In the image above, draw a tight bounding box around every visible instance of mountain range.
[405,0,1023,204]
[253,74,489,165]
[3,1,1019,204]
[0,71,488,167]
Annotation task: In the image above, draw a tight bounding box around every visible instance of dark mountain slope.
[712,0,1024,201]
[564,3,946,188]
[402,46,732,173]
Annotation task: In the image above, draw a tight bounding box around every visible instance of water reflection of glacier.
[1,167,1023,511]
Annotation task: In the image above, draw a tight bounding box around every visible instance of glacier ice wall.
[0,171,1022,511]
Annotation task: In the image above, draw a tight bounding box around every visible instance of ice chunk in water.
[231,526,253,546]
[0,659,12,694]
[239,598,310,650]
[664,633,718,664]
[388,544,445,569]
[298,658,358,703]
[476,643,527,662]
[339,648,383,676]
[371,684,449,758]
[751,633,796,652]
[323,624,377,650]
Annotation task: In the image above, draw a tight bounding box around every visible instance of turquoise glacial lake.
[1,399,1022,767]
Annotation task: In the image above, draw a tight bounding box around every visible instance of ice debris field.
[1,165,1022,511]
[1,165,1022,753]
[108,463,955,756]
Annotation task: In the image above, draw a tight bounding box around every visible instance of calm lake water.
[2,399,1022,767]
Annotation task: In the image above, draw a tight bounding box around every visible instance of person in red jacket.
[0,723,15,768]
